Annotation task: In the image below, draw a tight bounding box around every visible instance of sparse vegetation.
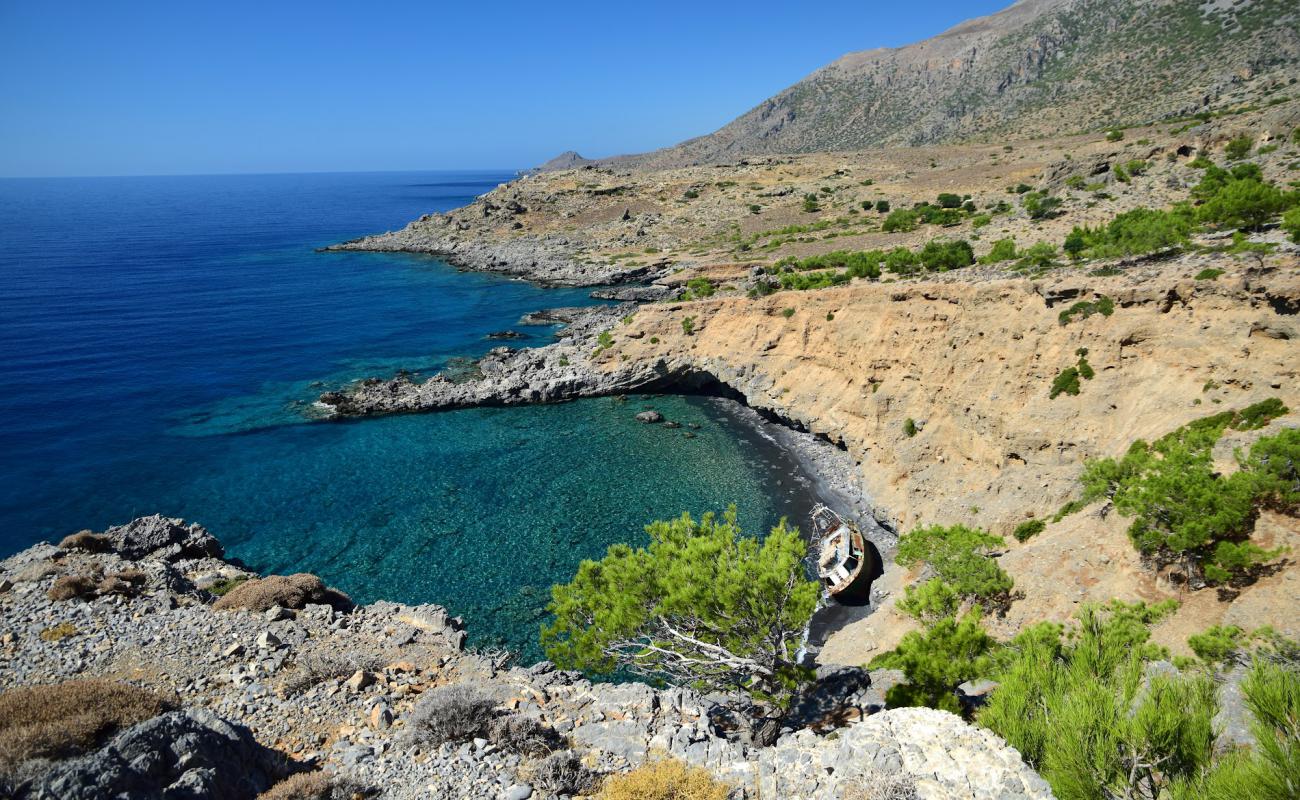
[1058,296,1115,326]
[1013,519,1046,542]
[596,759,731,800]
[404,684,497,747]
[903,418,917,438]
[1195,268,1225,280]
[681,316,696,335]
[1224,135,1253,160]
[212,573,352,612]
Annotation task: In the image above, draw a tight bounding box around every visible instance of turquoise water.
[0,172,815,660]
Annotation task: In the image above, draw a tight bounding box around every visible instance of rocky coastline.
[0,515,1054,800]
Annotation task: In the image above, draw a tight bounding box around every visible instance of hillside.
[597,0,1300,168]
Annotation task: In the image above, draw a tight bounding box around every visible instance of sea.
[0,171,819,661]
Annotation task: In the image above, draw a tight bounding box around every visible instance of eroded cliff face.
[596,256,1300,662]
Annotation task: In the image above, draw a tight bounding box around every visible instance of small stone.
[255,631,281,650]
[502,784,533,800]
[0,579,13,594]
[264,605,291,622]
[369,704,392,730]
[345,670,374,692]
[222,643,245,658]
[635,410,663,423]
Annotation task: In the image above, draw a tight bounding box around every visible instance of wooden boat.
[810,505,873,598]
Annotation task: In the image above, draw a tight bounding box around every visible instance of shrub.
[597,759,730,800]
[870,611,997,712]
[39,621,78,641]
[1125,159,1148,176]
[596,331,615,352]
[542,507,818,718]
[1070,207,1194,258]
[936,193,962,209]
[682,278,714,299]
[903,418,917,438]
[918,239,974,271]
[1224,136,1253,160]
[1078,405,1291,583]
[1195,268,1224,280]
[404,684,497,747]
[58,531,110,552]
[1283,207,1300,244]
[1058,296,1114,326]
[488,716,563,757]
[748,204,761,214]
[533,750,599,795]
[875,200,891,213]
[841,773,920,800]
[0,679,173,775]
[802,194,820,213]
[1189,155,1214,169]
[882,208,919,232]
[208,575,250,596]
[1014,242,1058,271]
[47,574,98,602]
[257,772,369,800]
[681,317,695,335]
[1013,519,1046,542]
[1022,192,1062,220]
[1106,129,1124,142]
[981,238,1017,263]
[682,189,699,199]
[1242,427,1300,513]
[283,651,384,696]
[896,525,1012,606]
[971,213,992,228]
[781,307,795,318]
[212,573,352,612]
[884,247,919,274]
[980,601,1217,800]
[1050,367,1081,399]
[1198,178,1287,230]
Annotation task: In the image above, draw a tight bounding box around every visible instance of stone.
[265,605,292,622]
[0,578,12,594]
[635,410,663,423]
[255,631,281,650]
[502,783,533,800]
[28,709,288,800]
[345,670,375,692]
[102,514,223,562]
[222,642,246,658]
[369,703,393,730]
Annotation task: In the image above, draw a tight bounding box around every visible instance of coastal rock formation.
[0,518,1052,799]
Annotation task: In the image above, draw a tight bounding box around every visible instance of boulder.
[103,515,223,562]
[635,411,663,423]
[28,708,289,800]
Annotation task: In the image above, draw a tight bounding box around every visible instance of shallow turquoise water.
[0,171,817,661]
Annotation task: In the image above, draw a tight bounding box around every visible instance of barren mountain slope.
[605,0,1300,167]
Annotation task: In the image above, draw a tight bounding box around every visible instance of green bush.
[781,307,795,318]
[1283,207,1300,244]
[1058,296,1115,326]
[1069,207,1194,258]
[895,524,1013,606]
[682,277,714,299]
[681,316,695,335]
[1106,129,1124,142]
[1224,136,1253,160]
[875,199,891,213]
[1015,242,1058,272]
[884,247,919,275]
[1013,519,1046,542]
[1050,367,1081,399]
[971,213,992,228]
[683,189,699,199]
[1125,159,1149,176]
[870,611,996,713]
[541,507,818,715]
[802,194,820,213]
[1078,403,1290,583]
[882,209,919,232]
[1022,192,1062,220]
[1189,155,1215,169]
[1195,268,1224,280]
[1198,178,1287,230]
[980,238,1017,264]
[936,193,962,209]
[918,239,974,271]
[903,418,917,438]
[980,600,1219,800]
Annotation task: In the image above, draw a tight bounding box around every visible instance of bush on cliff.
[1078,401,1291,584]
[542,507,818,725]
[212,573,353,612]
[895,524,1013,610]
[404,684,497,747]
[870,610,998,713]
[597,759,730,800]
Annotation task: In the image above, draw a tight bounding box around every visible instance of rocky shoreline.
[0,516,1054,799]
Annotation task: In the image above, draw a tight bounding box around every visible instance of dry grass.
[212,573,352,612]
[841,773,919,800]
[597,759,731,800]
[282,651,384,696]
[257,771,369,800]
[0,679,173,775]
[38,622,78,642]
[46,574,97,602]
[403,684,497,747]
[57,531,111,552]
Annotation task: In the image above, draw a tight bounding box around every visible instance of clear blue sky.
[0,1,1011,177]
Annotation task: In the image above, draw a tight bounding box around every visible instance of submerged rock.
[635,411,663,423]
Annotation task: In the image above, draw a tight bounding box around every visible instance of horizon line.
[0,166,525,181]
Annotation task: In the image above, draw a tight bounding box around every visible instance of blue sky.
[0,1,1010,177]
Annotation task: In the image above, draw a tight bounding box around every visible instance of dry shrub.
[58,531,111,553]
[488,715,563,757]
[597,759,731,800]
[282,651,385,696]
[532,750,598,795]
[841,773,919,800]
[0,679,173,775]
[47,574,98,602]
[12,560,60,583]
[257,771,369,800]
[404,684,497,747]
[38,622,78,642]
[212,573,352,612]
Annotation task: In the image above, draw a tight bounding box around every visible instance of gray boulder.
[635,411,663,423]
[28,708,289,800]
[103,515,224,562]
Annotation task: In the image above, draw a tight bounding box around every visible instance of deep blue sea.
[0,171,815,660]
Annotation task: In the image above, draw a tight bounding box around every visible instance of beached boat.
[809,505,874,599]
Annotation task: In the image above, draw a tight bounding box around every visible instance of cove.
[0,171,824,661]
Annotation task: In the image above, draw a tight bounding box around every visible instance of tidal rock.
[635,411,663,423]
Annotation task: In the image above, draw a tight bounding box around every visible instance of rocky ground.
[0,516,1054,799]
